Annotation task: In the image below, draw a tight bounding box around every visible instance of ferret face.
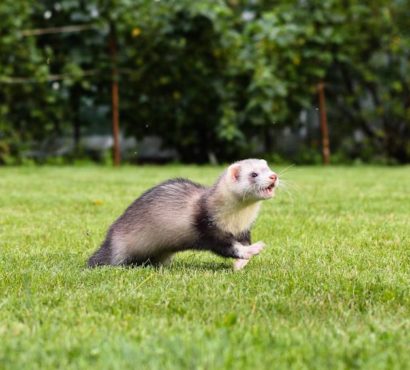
[227,159,279,201]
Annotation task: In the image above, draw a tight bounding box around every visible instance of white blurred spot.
[52,82,60,90]
[354,129,364,142]
[242,10,255,22]
[90,8,99,18]
[44,10,52,19]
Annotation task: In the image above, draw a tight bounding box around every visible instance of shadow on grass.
[170,260,232,272]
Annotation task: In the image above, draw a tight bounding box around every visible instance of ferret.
[88,158,279,270]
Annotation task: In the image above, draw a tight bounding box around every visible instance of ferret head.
[226,159,279,201]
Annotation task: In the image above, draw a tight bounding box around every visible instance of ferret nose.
[269,173,277,182]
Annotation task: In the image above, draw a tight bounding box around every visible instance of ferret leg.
[150,253,174,266]
[208,240,265,260]
[234,231,252,271]
[232,241,266,270]
[236,241,266,259]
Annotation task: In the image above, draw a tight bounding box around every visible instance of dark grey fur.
[88,178,253,268]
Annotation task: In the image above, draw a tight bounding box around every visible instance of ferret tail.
[88,238,112,267]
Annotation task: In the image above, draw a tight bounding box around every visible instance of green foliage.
[0,165,409,368]
[0,0,409,163]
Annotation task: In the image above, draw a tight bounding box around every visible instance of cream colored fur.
[210,177,261,236]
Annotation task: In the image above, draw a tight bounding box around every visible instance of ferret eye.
[250,172,258,178]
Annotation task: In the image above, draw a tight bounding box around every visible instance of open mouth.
[260,183,275,197]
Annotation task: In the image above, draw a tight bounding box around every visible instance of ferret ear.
[228,164,241,182]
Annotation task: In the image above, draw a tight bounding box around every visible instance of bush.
[0,0,409,164]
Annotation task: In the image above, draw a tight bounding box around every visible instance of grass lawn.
[0,165,409,370]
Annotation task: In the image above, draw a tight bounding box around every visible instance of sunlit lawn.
[0,165,409,369]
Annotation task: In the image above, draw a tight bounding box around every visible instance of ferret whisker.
[279,183,300,203]
[280,179,300,192]
[277,164,295,177]
[276,182,296,202]
[278,180,296,192]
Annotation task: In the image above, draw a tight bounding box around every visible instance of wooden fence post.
[317,81,330,165]
[109,22,121,166]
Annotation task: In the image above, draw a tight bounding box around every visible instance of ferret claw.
[239,241,266,260]
[248,241,265,256]
[233,259,250,271]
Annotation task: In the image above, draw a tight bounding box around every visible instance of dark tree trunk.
[70,84,81,156]
[109,21,121,166]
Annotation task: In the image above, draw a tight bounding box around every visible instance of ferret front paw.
[249,241,265,255]
[240,241,266,259]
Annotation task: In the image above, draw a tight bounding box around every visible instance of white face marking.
[227,159,279,200]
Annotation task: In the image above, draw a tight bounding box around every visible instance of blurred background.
[1,0,409,166]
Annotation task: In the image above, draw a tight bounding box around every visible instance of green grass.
[0,165,409,370]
